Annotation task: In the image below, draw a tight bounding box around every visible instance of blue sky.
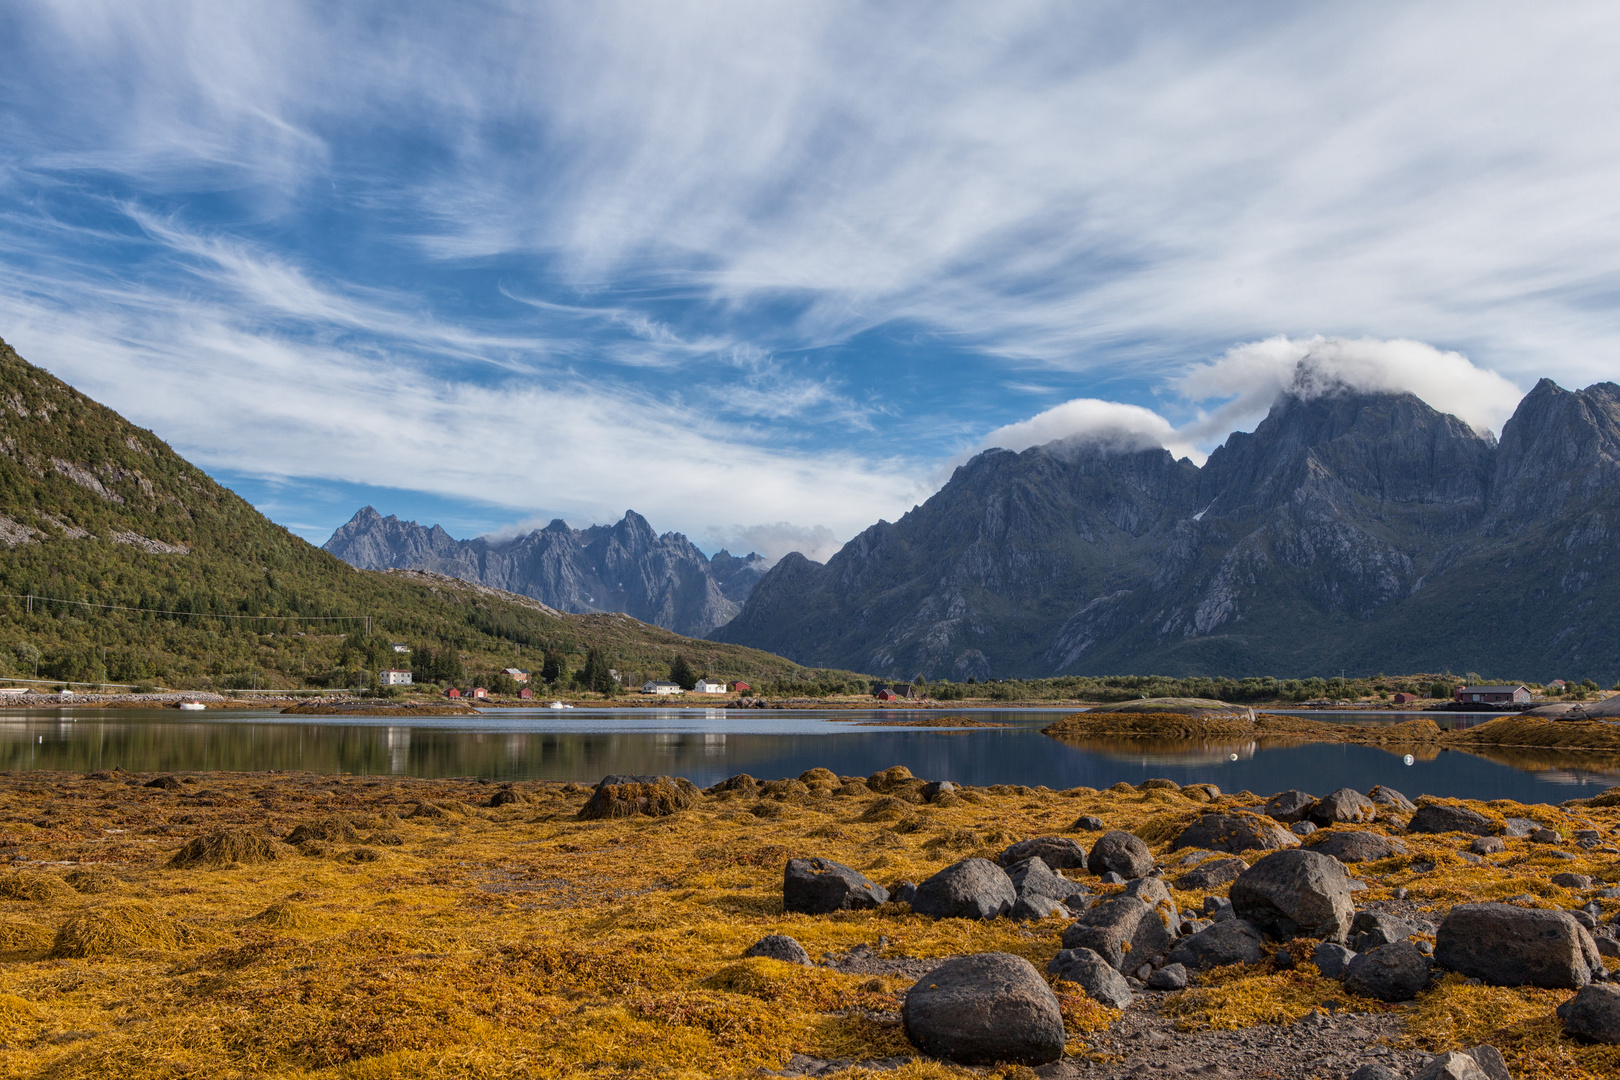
[2,2,1619,560]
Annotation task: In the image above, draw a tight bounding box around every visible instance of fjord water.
[3,707,1617,805]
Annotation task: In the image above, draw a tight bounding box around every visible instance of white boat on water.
[547,700,573,710]
[178,701,206,711]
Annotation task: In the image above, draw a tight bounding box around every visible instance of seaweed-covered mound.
[1043,711,1445,746]
[1085,697,1251,715]
[50,901,199,957]
[578,774,701,820]
[167,828,283,869]
[1455,716,1620,750]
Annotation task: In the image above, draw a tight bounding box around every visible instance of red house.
[1390,692,1417,704]
[518,687,534,699]
[445,687,461,699]
[732,681,751,693]
[471,687,488,700]
[876,688,900,701]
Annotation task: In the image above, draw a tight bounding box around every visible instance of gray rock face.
[1072,815,1106,831]
[1264,790,1316,823]
[1122,875,1173,913]
[1147,962,1187,990]
[1434,902,1602,988]
[1412,1051,1493,1080]
[1553,872,1595,890]
[903,952,1066,1065]
[1292,821,1317,836]
[324,507,765,637]
[1175,857,1250,892]
[1061,897,1173,971]
[1558,982,1620,1044]
[1313,942,1356,979]
[1309,830,1407,864]
[1348,1065,1403,1080]
[1350,911,1416,952]
[1230,849,1355,943]
[745,934,811,965]
[1367,786,1417,812]
[1174,813,1300,855]
[911,858,1017,920]
[1469,836,1506,855]
[1460,1044,1512,1080]
[784,858,890,914]
[1307,788,1377,827]
[1009,893,1070,921]
[1000,835,1088,871]
[1344,941,1432,1001]
[1165,918,1266,970]
[1047,946,1134,1008]
[1086,830,1155,878]
[1407,804,1498,836]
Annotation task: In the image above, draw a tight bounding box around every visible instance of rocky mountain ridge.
[713,379,1620,680]
[323,508,768,638]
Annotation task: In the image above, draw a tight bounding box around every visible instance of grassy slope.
[0,337,860,692]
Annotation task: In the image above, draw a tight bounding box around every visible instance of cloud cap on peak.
[978,398,1196,461]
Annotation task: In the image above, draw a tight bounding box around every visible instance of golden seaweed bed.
[0,766,1618,1079]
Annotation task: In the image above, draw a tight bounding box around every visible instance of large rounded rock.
[1006,856,1090,906]
[1558,983,1620,1044]
[911,858,1016,920]
[1230,849,1355,943]
[1307,788,1377,827]
[902,952,1066,1065]
[1367,786,1416,813]
[1047,946,1133,1008]
[1350,910,1416,952]
[1173,813,1300,855]
[1061,896,1172,971]
[1264,790,1316,824]
[1165,918,1266,970]
[1407,803,1497,836]
[783,858,890,914]
[1344,941,1432,1002]
[1000,835,1087,871]
[1087,830,1155,879]
[1307,830,1407,864]
[1434,902,1602,988]
[1175,857,1250,892]
[744,934,811,965]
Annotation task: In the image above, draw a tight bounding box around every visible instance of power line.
[3,592,371,629]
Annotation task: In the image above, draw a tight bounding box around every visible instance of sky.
[2,2,1619,562]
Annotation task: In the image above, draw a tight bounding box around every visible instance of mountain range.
[323,508,769,638]
[713,378,1620,681]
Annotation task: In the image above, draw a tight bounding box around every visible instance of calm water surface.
[2,706,1615,805]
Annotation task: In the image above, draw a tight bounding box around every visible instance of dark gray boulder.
[920,780,957,802]
[1000,835,1087,871]
[745,933,811,965]
[1173,813,1299,855]
[911,858,1016,920]
[1348,1065,1403,1080]
[1469,836,1506,855]
[1407,803,1497,836]
[1434,902,1602,988]
[1047,946,1133,1008]
[1147,962,1187,990]
[1344,941,1432,1001]
[1061,896,1173,971]
[1350,910,1416,952]
[1230,849,1355,943]
[1367,785,1417,812]
[1412,1051,1494,1080]
[783,858,890,914]
[1086,830,1155,878]
[1165,918,1266,970]
[1292,821,1317,836]
[1175,857,1250,892]
[1122,875,1173,913]
[1307,787,1377,827]
[902,952,1066,1065]
[1006,856,1090,905]
[1313,941,1356,979]
[1558,983,1620,1044]
[1264,790,1316,823]
[1308,830,1407,864]
[1009,893,1070,921]
[1553,872,1595,890]
[1502,817,1540,837]
[891,881,918,906]
[1072,815,1106,831]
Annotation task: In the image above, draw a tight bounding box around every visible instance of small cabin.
[445,687,461,699]
[1390,692,1417,704]
[875,688,900,701]
[731,681,751,693]
[470,687,488,700]
[692,679,728,694]
[642,681,683,695]
[518,687,534,699]
[1455,684,1531,705]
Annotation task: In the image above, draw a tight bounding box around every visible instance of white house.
[692,679,729,694]
[641,681,683,695]
[379,669,414,686]
[390,643,411,653]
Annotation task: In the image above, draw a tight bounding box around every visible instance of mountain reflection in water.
[1,707,1617,804]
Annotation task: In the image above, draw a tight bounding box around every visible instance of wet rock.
[745,934,811,965]
[1308,830,1407,864]
[903,952,1066,1065]
[1412,1050,1493,1080]
[1072,815,1106,831]
[1086,830,1155,878]
[1554,872,1595,890]
[1047,946,1133,1008]
[1351,910,1416,952]
[1313,941,1356,979]
[1434,902,1602,988]
[1147,961,1187,990]
[784,858,890,914]
[1230,849,1355,943]
[1175,857,1249,892]
[1264,789,1316,823]
[1165,917,1266,970]
[1469,836,1506,855]
[1174,813,1300,855]
[1307,788,1377,827]
[1344,941,1432,1001]
[1061,896,1173,971]
[1557,983,1620,1044]
[1000,836,1087,871]
[1367,785,1417,812]
[1407,803,1497,836]
[911,858,1016,920]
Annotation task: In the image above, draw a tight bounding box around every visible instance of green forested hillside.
[0,337,860,693]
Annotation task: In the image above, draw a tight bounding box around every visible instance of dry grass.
[0,768,1618,1078]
